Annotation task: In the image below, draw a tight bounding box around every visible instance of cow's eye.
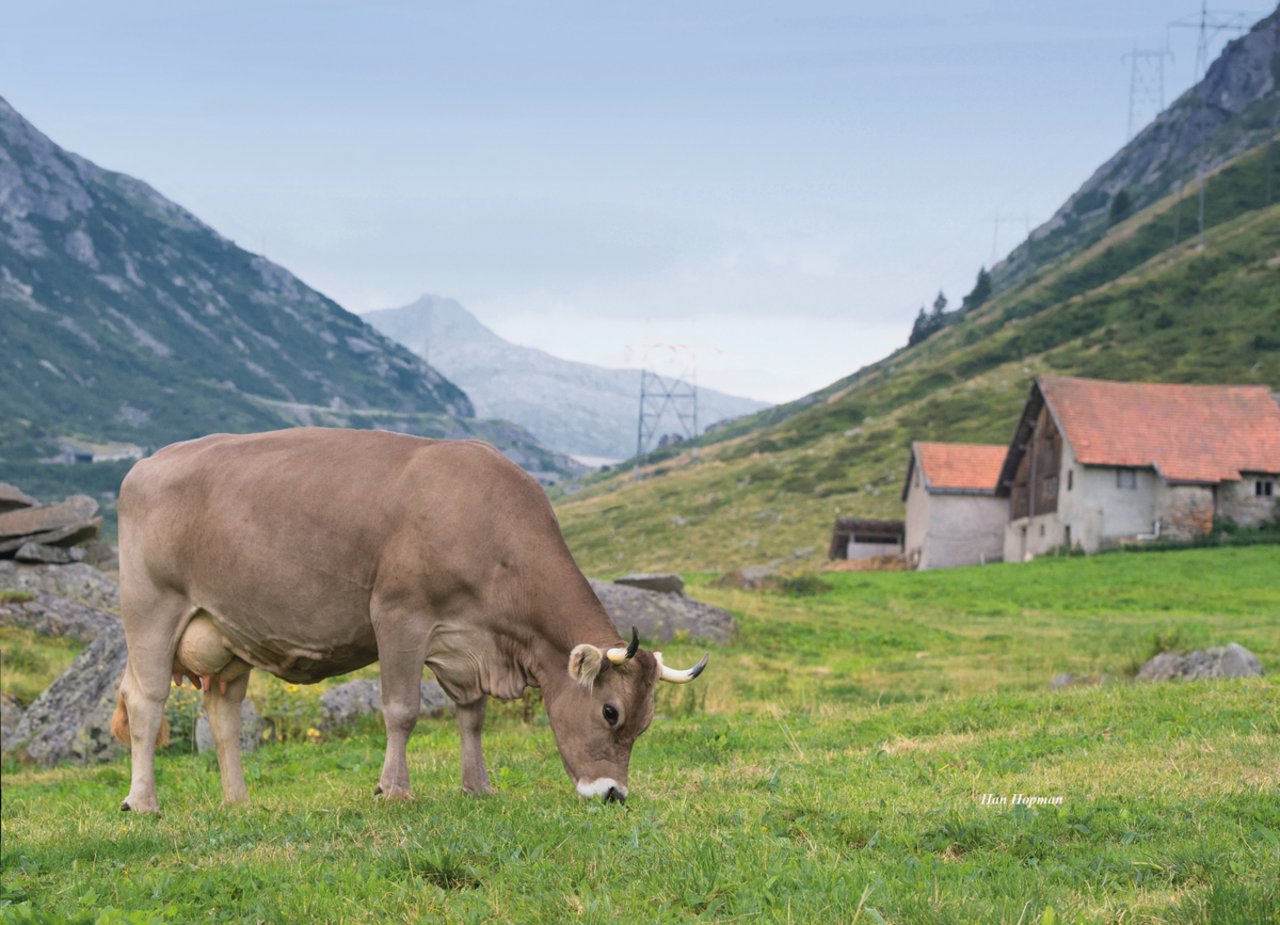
[602,704,619,726]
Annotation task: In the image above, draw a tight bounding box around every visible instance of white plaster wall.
[1083,466,1159,542]
[848,541,903,559]
[921,494,1007,569]
[904,465,930,567]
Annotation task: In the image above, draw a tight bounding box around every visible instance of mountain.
[0,97,574,483]
[363,295,771,460]
[993,6,1280,292]
[551,21,1280,575]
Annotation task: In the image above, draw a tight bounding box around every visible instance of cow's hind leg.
[118,597,193,814]
[457,698,494,795]
[204,669,252,804]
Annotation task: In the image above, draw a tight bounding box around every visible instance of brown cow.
[111,428,706,812]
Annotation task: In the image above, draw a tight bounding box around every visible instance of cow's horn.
[655,651,709,683]
[605,626,640,664]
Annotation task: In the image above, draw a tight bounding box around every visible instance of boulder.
[15,542,85,565]
[0,561,120,611]
[1,692,25,755]
[195,699,270,754]
[0,482,38,513]
[613,573,685,595]
[8,622,128,765]
[319,679,452,731]
[0,518,104,556]
[0,495,99,542]
[1137,642,1264,682]
[1050,673,1075,689]
[588,579,737,645]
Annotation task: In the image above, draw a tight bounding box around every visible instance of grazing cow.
[110,428,706,812]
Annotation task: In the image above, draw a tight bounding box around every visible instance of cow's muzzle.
[577,777,627,804]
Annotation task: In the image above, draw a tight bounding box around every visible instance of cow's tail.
[110,674,171,748]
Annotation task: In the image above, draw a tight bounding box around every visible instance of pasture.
[2,546,1278,924]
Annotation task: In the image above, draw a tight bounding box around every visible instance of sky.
[3,1,1264,404]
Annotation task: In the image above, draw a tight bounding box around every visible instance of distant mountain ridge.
[0,97,575,481]
[363,295,770,460]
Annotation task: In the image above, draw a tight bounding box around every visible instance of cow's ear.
[568,644,604,688]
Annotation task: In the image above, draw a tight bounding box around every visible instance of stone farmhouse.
[901,376,1280,569]
[901,442,1008,569]
[997,376,1280,561]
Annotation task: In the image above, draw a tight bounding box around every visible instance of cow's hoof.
[120,801,131,812]
[373,785,383,796]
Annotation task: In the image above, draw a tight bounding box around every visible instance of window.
[1065,525,1072,546]
[1116,469,1137,489]
[1258,480,1275,497]
[1067,470,1073,491]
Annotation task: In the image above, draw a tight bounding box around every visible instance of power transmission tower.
[989,211,1032,266]
[1168,2,1255,84]
[1123,48,1173,140]
[634,345,699,476]
[1166,4,1255,250]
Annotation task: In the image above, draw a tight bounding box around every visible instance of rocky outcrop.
[7,623,128,764]
[588,579,736,645]
[613,573,685,595]
[1137,642,1264,682]
[712,566,778,590]
[0,560,120,611]
[0,494,101,558]
[319,679,452,732]
[0,482,38,512]
[0,692,24,754]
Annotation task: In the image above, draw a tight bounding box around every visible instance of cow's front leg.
[457,698,494,795]
[203,669,251,804]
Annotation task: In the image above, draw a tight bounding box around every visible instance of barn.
[996,376,1280,560]
[901,441,1008,569]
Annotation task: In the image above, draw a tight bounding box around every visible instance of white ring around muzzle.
[576,777,627,800]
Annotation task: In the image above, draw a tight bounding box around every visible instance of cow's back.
[118,428,546,682]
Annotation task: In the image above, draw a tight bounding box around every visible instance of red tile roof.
[1039,376,1280,483]
[914,442,1007,494]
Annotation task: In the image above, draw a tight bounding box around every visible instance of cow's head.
[545,627,707,804]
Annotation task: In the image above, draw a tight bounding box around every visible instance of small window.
[1039,524,1045,537]
[1116,469,1137,489]
[1067,470,1073,491]
[1258,480,1275,497]
[1065,525,1072,546]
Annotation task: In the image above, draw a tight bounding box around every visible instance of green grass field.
[2,547,1278,924]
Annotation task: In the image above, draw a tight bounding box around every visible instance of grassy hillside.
[3,547,1278,922]
[554,143,1280,575]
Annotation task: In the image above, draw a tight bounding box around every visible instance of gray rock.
[320,679,452,731]
[1137,642,1264,682]
[1050,673,1075,689]
[613,573,685,595]
[15,542,85,565]
[0,588,120,642]
[588,579,737,645]
[1,692,25,755]
[0,561,120,611]
[0,495,98,541]
[195,699,270,754]
[8,622,128,764]
[0,483,38,513]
